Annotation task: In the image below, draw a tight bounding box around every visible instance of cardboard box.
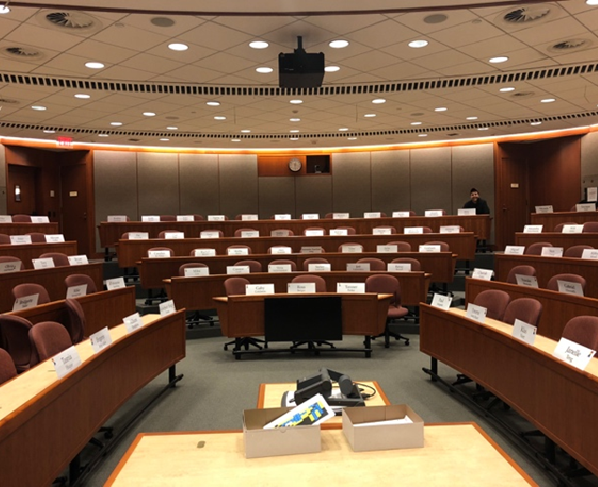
[243,407,322,458]
[342,404,424,452]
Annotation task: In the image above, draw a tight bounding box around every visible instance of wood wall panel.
[258,155,307,176]
[179,154,219,216]
[137,152,180,216]
[257,177,295,218]
[331,152,371,216]
[218,154,258,217]
[0,146,7,215]
[581,131,598,196]
[410,147,452,216]
[295,176,332,217]
[371,150,410,215]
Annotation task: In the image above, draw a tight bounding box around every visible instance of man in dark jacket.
[463,188,490,214]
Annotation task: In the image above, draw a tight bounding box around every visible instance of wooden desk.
[0,310,186,487]
[420,303,598,477]
[0,241,78,269]
[0,221,58,235]
[165,271,429,309]
[514,232,598,251]
[8,286,137,336]
[531,211,598,230]
[105,424,534,487]
[494,253,598,298]
[139,251,455,289]
[0,262,103,313]
[117,233,475,268]
[465,278,598,341]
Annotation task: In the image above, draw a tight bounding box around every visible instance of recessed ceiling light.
[256,67,273,73]
[466,116,478,120]
[160,138,169,141]
[98,134,108,137]
[325,66,340,72]
[500,87,515,92]
[290,118,300,122]
[290,129,300,133]
[241,129,251,133]
[489,56,508,63]
[339,128,349,131]
[85,62,104,69]
[166,126,178,130]
[541,98,556,103]
[111,122,122,126]
[74,94,90,99]
[411,121,422,125]
[43,130,55,134]
[531,121,542,125]
[0,5,10,14]
[364,114,376,118]
[408,40,429,48]
[372,98,386,104]
[348,137,357,140]
[587,0,598,5]
[214,116,226,120]
[329,40,349,48]
[290,137,299,140]
[231,138,241,142]
[143,112,156,117]
[418,134,428,137]
[32,105,47,111]
[168,43,188,51]
[207,101,220,106]
[478,127,489,131]
[249,40,268,49]
[435,107,447,112]
[290,99,303,104]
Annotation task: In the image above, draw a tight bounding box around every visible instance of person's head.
[470,188,479,202]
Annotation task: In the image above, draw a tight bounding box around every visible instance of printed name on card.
[341,245,362,253]
[32,257,54,269]
[516,274,538,288]
[392,211,410,217]
[330,229,348,236]
[534,205,553,214]
[184,267,209,277]
[363,212,381,218]
[523,224,543,233]
[377,245,397,253]
[176,215,194,221]
[227,247,249,255]
[300,246,324,253]
[425,210,443,217]
[245,284,275,295]
[164,232,185,239]
[471,268,493,280]
[268,264,292,273]
[142,215,160,222]
[89,327,113,354]
[148,250,170,258]
[302,214,319,220]
[31,216,49,223]
[288,282,316,294]
[207,215,226,221]
[332,213,350,219]
[241,214,259,220]
[440,225,460,233]
[0,215,12,222]
[200,231,220,238]
[562,224,583,234]
[588,187,598,202]
[0,261,21,273]
[388,263,411,272]
[582,249,598,259]
[557,280,584,297]
[68,255,89,265]
[308,263,331,272]
[576,203,597,212]
[105,277,125,290]
[457,208,475,216]
[504,245,525,255]
[372,228,392,235]
[128,232,149,240]
[512,319,537,346]
[274,214,292,220]
[123,312,144,333]
[159,300,176,316]
[241,231,259,238]
[431,293,452,310]
[13,294,39,311]
[45,234,65,242]
[466,303,487,323]
[227,265,250,274]
[305,229,324,236]
[52,346,82,379]
[66,284,87,299]
[107,215,127,222]
[337,282,365,293]
[540,247,563,257]
[346,263,370,271]
[404,227,423,234]
[194,248,216,256]
[10,235,32,245]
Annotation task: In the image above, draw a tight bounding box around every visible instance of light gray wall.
[218,154,258,217]
[410,147,452,215]
[371,150,410,215]
[0,145,7,215]
[137,152,180,216]
[258,177,295,219]
[331,152,372,216]
[179,153,219,216]
[295,176,332,217]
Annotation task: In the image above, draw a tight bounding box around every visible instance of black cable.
[355,382,377,400]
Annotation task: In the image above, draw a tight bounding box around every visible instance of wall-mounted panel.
[331,152,371,217]
[258,177,295,219]
[371,151,410,215]
[451,144,494,214]
[295,176,332,217]
[0,146,6,215]
[179,154,219,216]
[218,154,258,217]
[409,147,452,216]
[137,152,180,216]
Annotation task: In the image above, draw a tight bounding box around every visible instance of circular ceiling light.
[241,129,251,133]
[587,0,598,5]
[160,138,169,141]
[168,43,188,51]
[500,87,515,92]
[325,66,340,72]
[43,129,55,133]
[478,127,489,131]
[411,122,422,125]
[214,116,226,120]
[290,137,299,141]
[98,134,108,137]
[256,67,273,73]
[418,134,428,137]
[74,94,90,99]
[290,129,299,133]
[0,5,10,14]
[364,114,376,118]
[372,98,386,104]
[111,121,122,126]
[489,56,508,63]
[541,98,556,103]
[32,105,47,111]
[166,126,178,130]
[290,118,300,122]
[408,40,429,48]
[531,121,542,125]
[339,128,349,131]
[249,40,268,49]
[435,107,447,112]
[143,112,156,116]
[231,138,241,142]
[466,116,478,120]
[290,99,303,104]
[348,137,357,140]
[85,61,104,69]
[207,101,220,106]
[329,40,349,48]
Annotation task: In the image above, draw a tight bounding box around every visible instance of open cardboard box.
[243,407,322,458]
[342,404,424,452]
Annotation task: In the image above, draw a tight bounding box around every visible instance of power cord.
[355,382,377,400]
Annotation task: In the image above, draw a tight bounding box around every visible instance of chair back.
[0,256,23,266]
[582,221,598,233]
[12,214,32,222]
[64,298,86,343]
[0,348,17,385]
[387,241,411,251]
[224,277,250,295]
[564,245,594,258]
[472,290,511,321]
[235,260,262,272]
[65,274,98,294]
[333,226,356,235]
[192,215,204,221]
[338,242,363,252]
[269,259,297,271]
[424,240,450,251]
[26,232,46,242]
[12,283,51,304]
[159,215,177,221]
[503,298,543,326]
[365,274,400,306]
[524,242,552,255]
[0,315,34,372]
[562,316,598,350]
[29,321,73,366]
[178,263,208,275]
[291,274,327,292]
[422,227,433,233]
[147,247,175,256]
[158,230,182,238]
[356,257,385,271]
[39,252,70,266]
[302,257,329,270]
[0,233,10,244]
[390,257,421,271]
[506,265,536,284]
[546,273,586,291]
[234,228,258,237]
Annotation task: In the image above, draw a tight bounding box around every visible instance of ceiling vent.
[151,17,176,28]
[38,10,103,34]
[503,5,551,23]
[549,39,590,52]
[511,91,535,98]
[0,97,19,104]
[4,46,42,58]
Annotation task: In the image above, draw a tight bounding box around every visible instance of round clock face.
[289,157,302,172]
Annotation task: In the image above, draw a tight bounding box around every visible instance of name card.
[308,263,331,272]
[90,327,113,354]
[523,224,543,233]
[504,245,525,255]
[302,214,319,220]
[159,300,176,316]
[419,245,441,253]
[541,247,563,257]
[107,215,127,222]
[516,274,538,288]
[164,232,185,239]
[123,312,144,333]
[557,280,584,297]
[404,227,423,234]
[431,293,452,310]
[562,224,583,234]
[0,261,21,273]
[466,303,487,323]
[471,268,494,280]
[227,248,249,255]
[246,284,275,295]
[305,229,325,236]
[271,247,292,254]
[388,263,411,272]
[10,235,32,245]
[241,231,259,238]
[332,213,350,219]
[128,232,149,240]
[32,257,54,269]
[300,246,324,254]
[440,225,460,234]
[377,245,397,253]
[346,263,370,271]
[148,250,171,258]
[534,205,553,214]
[582,249,598,259]
[45,234,65,242]
[553,337,596,370]
[337,282,365,293]
[363,212,381,218]
[588,187,598,202]
[31,216,50,223]
[208,215,226,221]
[268,264,292,273]
[142,215,160,222]
[458,208,475,216]
[340,245,362,253]
[184,267,209,277]
[200,231,221,239]
[288,282,316,294]
[0,215,12,222]
[227,265,250,274]
[330,229,348,236]
[271,230,291,237]
[425,210,443,217]
[66,284,87,299]
[52,346,82,379]
[194,248,216,256]
[372,228,392,235]
[392,211,410,217]
[241,214,259,220]
[274,214,292,220]
[512,319,537,346]
[576,203,596,212]
[105,277,125,290]
[176,215,194,221]
[68,254,89,265]
[13,294,39,311]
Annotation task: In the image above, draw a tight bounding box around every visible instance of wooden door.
[60,164,90,255]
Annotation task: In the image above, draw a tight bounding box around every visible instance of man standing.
[463,188,490,214]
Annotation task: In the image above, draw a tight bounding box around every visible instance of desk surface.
[105,424,535,487]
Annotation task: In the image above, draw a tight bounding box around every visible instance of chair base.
[224,337,267,351]
[372,321,409,348]
[290,340,336,351]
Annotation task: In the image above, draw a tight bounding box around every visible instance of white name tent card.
[13,294,39,311]
[227,265,250,274]
[0,260,22,273]
[123,312,144,333]
[346,263,370,271]
[66,284,87,299]
[32,257,54,269]
[372,228,392,235]
[466,303,487,323]
[52,346,82,379]
[302,213,319,220]
[305,229,325,236]
[534,205,553,214]
[419,245,441,253]
[300,246,324,254]
[271,246,292,254]
[159,300,176,316]
[148,250,171,258]
[227,247,249,256]
[404,227,423,234]
[330,229,348,236]
[471,268,494,280]
[340,245,362,253]
[200,231,221,239]
[164,232,185,239]
[440,225,460,234]
[271,230,292,237]
[10,235,32,245]
[512,319,537,346]
[176,215,194,221]
[557,280,584,297]
[194,248,216,257]
[377,245,397,253]
[107,215,128,222]
[68,254,89,265]
[31,216,50,223]
[458,208,475,216]
[588,187,598,202]
[268,264,292,273]
[241,214,259,221]
[431,293,452,310]
[89,327,113,354]
[553,338,596,370]
[245,284,275,295]
[364,212,381,218]
[516,274,538,288]
[540,247,563,257]
[0,215,12,222]
[241,231,259,238]
[388,263,411,272]
[308,263,331,272]
[504,245,525,255]
[425,210,443,217]
[392,211,410,218]
[104,277,125,290]
[523,224,543,233]
[128,232,149,240]
[288,282,316,294]
[337,282,365,293]
[274,214,292,220]
[332,213,350,219]
[45,234,65,242]
[582,249,598,259]
[208,215,226,221]
[562,224,583,234]
[142,216,160,222]
[184,267,209,277]
[576,203,597,212]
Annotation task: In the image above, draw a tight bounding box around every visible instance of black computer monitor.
[264,296,342,342]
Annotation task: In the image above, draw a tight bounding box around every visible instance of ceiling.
[1,0,598,149]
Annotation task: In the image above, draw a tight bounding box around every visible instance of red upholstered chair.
[0,348,17,385]
[65,274,98,294]
[64,298,87,343]
[562,316,598,351]
[424,240,450,251]
[554,222,578,232]
[0,233,10,244]
[39,252,70,266]
[565,245,594,257]
[524,242,552,255]
[332,226,356,235]
[222,277,265,351]
[387,241,411,251]
[546,273,586,292]
[338,242,363,252]
[120,232,133,240]
[365,274,409,347]
[29,321,73,367]
[472,290,511,321]
[147,247,174,257]
[269,259,297,271]
[0,315,34,372]
[303,257,330,270]
[26,232,46,243]
[270,229,294,237]
[582,222,598,233]
[234,228,259,237]
[191,215,204,221]
[12,214,32,222]
[178,263,209,275]
[234,260,262,272]
[0,256,23,267]
[391,257,422,271]
[291,274,327,292]
[227,245,252,255]
[12,283,51,305]
[422,227,434,233]
[159,215,177,221]
[506,265,536,284]
[373,225,396,234]
[158,230,183,238]
[356,257,385,271]
[503,298,543,326]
